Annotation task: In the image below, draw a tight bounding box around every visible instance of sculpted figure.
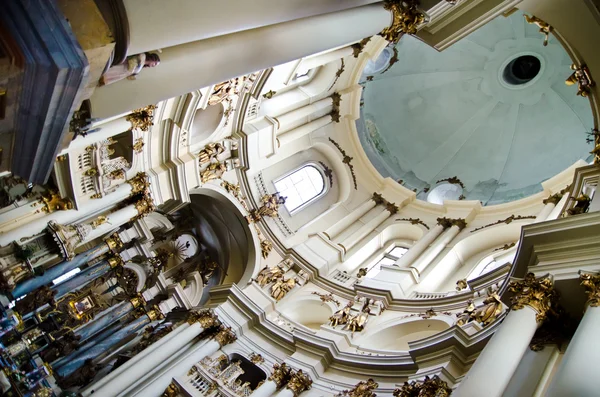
[249,193,286,222]
[329,300,354,327]
[270,277,296,301]
[473,293,504,326]
[456,300,476,326]
[255,265,284,287]
[99,52,160,86]
[524,15,553,46]
[567,194,591,216]
[200,161,228,183]
[346,306,370,333]
[198,143,225,165]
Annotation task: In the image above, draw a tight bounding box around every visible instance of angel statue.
[254,265,285,287]
[329,300,354,327]
[270,277,296,301]
[200,161,228,183]
[99,52,160,86]
[248,193,286,223]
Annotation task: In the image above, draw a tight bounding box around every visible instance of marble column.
[275,369,313,397]
[277,116,332,146]
[132,327,237,397]
[323,194,380,241]
[394,223,447,268]
[55,309,160,378]
[123,0,382,55]
[88,310,221,397]
[411,218,465,275]
[90,4,392,118]
[11,234,119,298]
[253,363,292,397]
[52,257,120,299]
[455,274,558,397]
[73,296,144,342]
[545,273,600,397]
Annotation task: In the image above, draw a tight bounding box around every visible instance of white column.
[546,193,570,221]
[124,0,382,55]
[81,324,193,396]
[339,206,394,253]
[535,194,562,222]
[0,182,134,246]
[80,203,140,244]
[252,379,279,397]
[90,4,392,118]
[323,197,377,240]
[394,224,446,268]
[68,116,133,151]
[296,46,355,73]
[412,222,464,274]
[545,308,600,396]
[275,389,296,397]
[455,307,539,397]
[278,116,332,146]
[276,97,333,134]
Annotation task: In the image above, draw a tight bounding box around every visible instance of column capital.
[268,362,292,388]
[104,232,124,252]
[107,255,123,268]
[126,105,157,132]
[187,309,221,328]
[580,272,600,308]
[286,369,312,396]
[385,201,399,215]
[509,273,559,323]
[372,192,385,205]
[436,217,466,230]
[543,193,563,205]
[380,0,427,43]
[133,194,155,219]
[339,379,378,396]
[127,172,151,196]
[161,380,179,397]
[213,326,237,346]
[393,375,451,397]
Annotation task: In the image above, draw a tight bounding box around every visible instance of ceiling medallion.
[380,0,427,43]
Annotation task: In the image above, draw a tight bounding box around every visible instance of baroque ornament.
[312,291,341,306]
[509,273,558,323]
[337,378,378,397]
[393,375,452,397]
[471,215,536,232]
[396,217,430,230]
[566,64,595,97]
[524,14,553,46]
[126,105,157,132]
[380,0,427,43]
[188,309,220,328]
[286,369,313,396]
[329,138,358,189]
[213,326,237,346]
[127,172,151,195]
[37,190,73,213]
[269,363,292,388]
[580,272,600,308]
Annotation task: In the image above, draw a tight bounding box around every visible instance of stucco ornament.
[380,0,427,43]
[509,273,558,323]
[580,272,600,308]
[393,375,452,396]
[337,378,378,397]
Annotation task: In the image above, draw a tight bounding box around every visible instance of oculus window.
[274,164,326,214]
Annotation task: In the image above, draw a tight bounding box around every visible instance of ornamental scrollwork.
[337,378,378,397]
[580,272,600,308]
[508,273,558,323]
[286,369,312,396]
[126,105,157,132]
[380,0,427,43]
[393,375,452,397]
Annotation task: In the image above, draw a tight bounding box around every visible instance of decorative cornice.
[509,273,558,323]
[329,138,357,189]
[470,215,535,232]
[396,218,430,230]
[380,0,427,43]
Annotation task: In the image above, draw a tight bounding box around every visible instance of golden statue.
[566,64,595,97]
[255,265,285,287]
[248,193,286,222]
[329,301,354,327]
[200,161,228,183]
[338,378,379,397]
[198,142,225,165]
[270,277,296,301]
[473,293,504,326]
[456,300,476,326]
[524,14,553,46]
[345,305,370,333]
[567,193,591,216]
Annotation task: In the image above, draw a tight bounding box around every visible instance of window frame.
[272,162,329,216]
[365,244,409,279]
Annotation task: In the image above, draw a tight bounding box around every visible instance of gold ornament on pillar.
[248,193,285,223]
[456,279,468,291]
[161,381,180,397]
[286,369,313,396]
[509,273,558,323]
[127,172,150,196]
[187,309,221,328]
[38,190,73,213]
[337,378,378,397]
[126,105,157,132]
[200,160,228,183]
[269,363,292,388]
[213,326,237,346]
[436,217,453,229]
[105,232,124,252]
[580,273,600,308]
[385,201,399,215]
[393,375,452,397]
[565,64,595,97]
[133,194,155,220]
[380,0,427,43]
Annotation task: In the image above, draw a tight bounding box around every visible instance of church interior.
[0,0,600,396]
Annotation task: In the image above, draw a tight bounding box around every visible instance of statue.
[456,300,476,326]
[338,378,378,397]
[198,142,226,165]
[99,52,160,86]
[270,277,296,301]
[567,194,591,216]
[473,293,504,326]
[248,193,286,223]
[329,300,354,327]
[201,261,220,283]
[345,304,370,333]
[566,64,595,97]
[255,265,285,287]
[524,14,553,46]
[200,161,228,183]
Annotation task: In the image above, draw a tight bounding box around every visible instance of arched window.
[273,164,327,214]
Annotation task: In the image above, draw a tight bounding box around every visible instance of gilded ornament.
[132,138,145,153]
[286,369,313,396]
[127,105,157,132]
[473,292,504,326]
[393,375,452,397]
[134,194,155,218]
[105,232,124,252]
[107,256,123,268]
[198,142,225,165]
[357,268,368,278]
[337,378,378,397]
[329,138,358,189]
[385,202,399,215]
[567,194,591,216]
[254,264,285,287]
[580,272,600,308]
[250,353,264,364]
[127,172,150,195]
[90,216,108,229]
[260,239,273,259]
[351,37,371,58]
[84,167,98,176]
[38,190,73,213]
[129,294,145,308]
[56,155,67,162]
[437,217,453,229]
[200,160,228,183]
[396,217,430,229]
[509,273,558,323]
[106,169,126,180]
[270,277,296,301]
[213,326,237,346]
[188,309,220,328]
[269,363,292,387]
[380,0,427,43]
[161,381,180,397]
[524,14,553,46]
[456,279,467,291]
[372,192,385,205]
[263,90,277,99]
[312,291,341,306]
[330,300,355,327]
[248,193,285,223]
[90,193,102,199]
[456,300,476,326]
[543,193,563,206]
[146,309,163,322]
[566,64,595,97]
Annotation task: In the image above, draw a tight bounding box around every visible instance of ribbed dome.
[357,11,594,205]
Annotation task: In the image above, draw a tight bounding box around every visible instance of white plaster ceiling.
[357,11,594,205]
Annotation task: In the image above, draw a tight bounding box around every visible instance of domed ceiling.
[357,11,594,205]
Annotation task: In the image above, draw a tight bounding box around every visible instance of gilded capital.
[372,192,385,205]
[380,0,427,43]
[107,256,123,268]
[38,190,73,213]
[126,105,157,132]
[542,193,563,206]
[161,381,179,397]
[268,362,292,388]
[451,218,467,230]
[130,295,145,308]
[580,273,600,308]
[436,217,453,229]
[188,309,220,328]
[105,232,124,252]
[134,194,155,218]
[286,369,312,396]
[127,172,150,195]
[509,273,559,323]
[386,201,399,215]
[394,375,451,397]
[213,326,237,346]
[146,308,164,322]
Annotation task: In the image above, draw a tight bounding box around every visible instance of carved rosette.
[188,309,220,328]
[213,326,237,346]
[580,273,600,308]
[127,172,150,196]
[380,0,427,43]
[509,273,558,323]
[286,369,312,396]
[268,362,292,388]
